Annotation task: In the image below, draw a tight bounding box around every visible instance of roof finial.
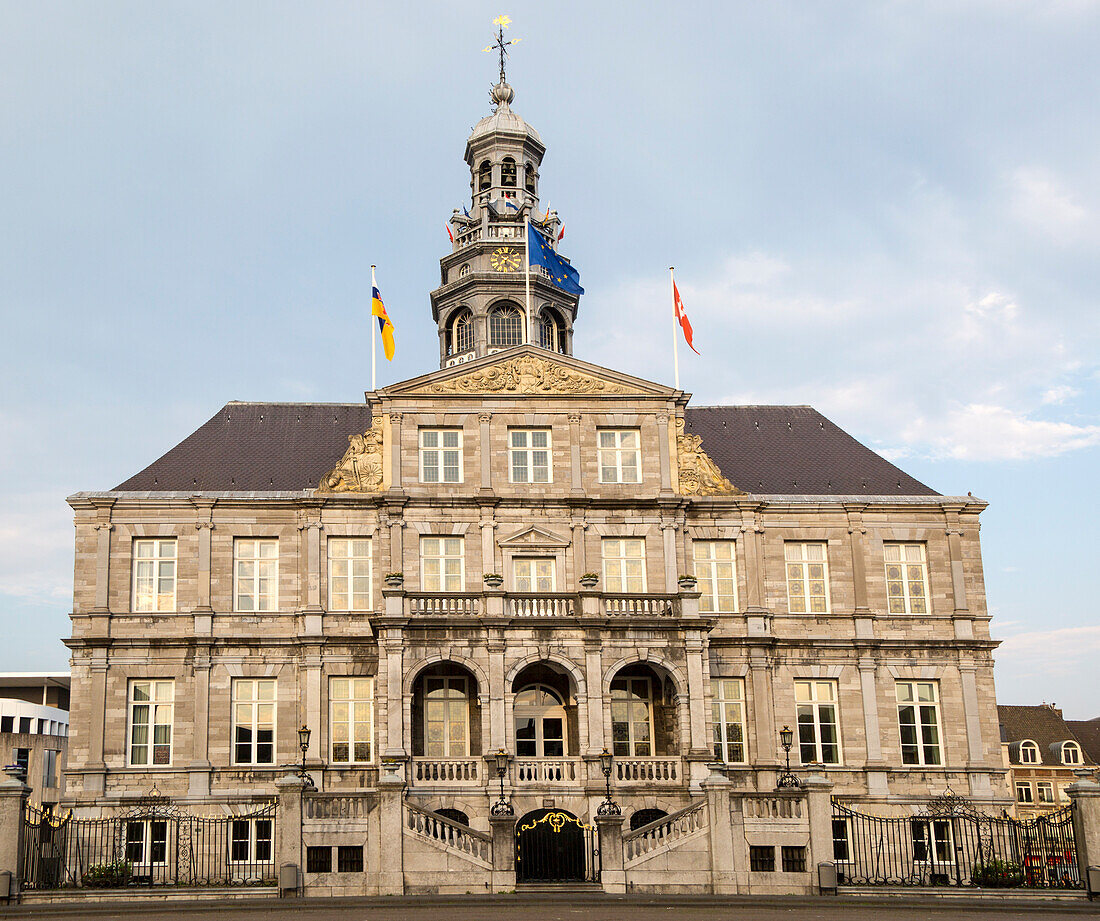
[484,14,520,106]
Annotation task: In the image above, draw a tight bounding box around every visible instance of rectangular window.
[338,846,364,873]
[602,538,646,593]
[42,750,59,788]
[420,537,464,592]
[18,716,30,734]
[128,680,174,766]
[13,748,29,781]
[328,538,372,612]
[306,846,332,874]
[232,679,276,765]
[1037,781,1055,804]
[330,677,373,764]
[419,429,462,483]
[781,846,807,873]
[126,820,168,866]
[911,819,953,865]
[896,680,943,766]
[423,675,469,757]
[749,845,776,872]
[694,540,738,613]
[1016,782,1034,804]
[230,818,273,864]
[509,429,552,483]
[832,818,852,864]
[132,538,177,612]
[795,679,842,765]
[513,557,555,592]
[0,717,12,734]
[884,543,930,614]
[710,678,746,763]
[234,539,278,612]
[598,429,641,484]
[785,542,830,613]
[610,676,653,756]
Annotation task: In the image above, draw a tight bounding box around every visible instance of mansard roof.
[998,704,1095,767]
[110,398,937,497]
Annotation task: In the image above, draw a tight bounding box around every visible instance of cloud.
[1009,167,1089,243]
[1042,385,1080,405]
[996,625,1100,678]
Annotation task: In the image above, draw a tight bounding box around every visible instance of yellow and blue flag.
[372,286,396,360]
[528,225,584,295]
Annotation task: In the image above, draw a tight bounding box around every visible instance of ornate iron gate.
[515,809,600,883]
[22,798,276,890]
[832,794,1080,889]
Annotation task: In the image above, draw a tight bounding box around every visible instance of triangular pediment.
[379,346,678,398]
[497,525,571,549]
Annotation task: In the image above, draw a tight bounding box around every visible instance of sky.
[0,1,1097,715]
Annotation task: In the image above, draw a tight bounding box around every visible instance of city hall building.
[53,72,1022,895]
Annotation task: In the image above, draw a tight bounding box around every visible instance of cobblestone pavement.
[2,894,1095,921]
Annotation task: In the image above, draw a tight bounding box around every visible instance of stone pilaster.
[479,412,492,491]
[275,773,307,896]
[656,411,672,494]
[802,769,835,893]
[583,629,604,753]
[188,647,213,796]
[568,413,583,495]
[661,520,679,593]
[489,815,516,892]
[0,773,31,897]
[702,769,736,894]
[595,814,626,893]
[387,412,404,490]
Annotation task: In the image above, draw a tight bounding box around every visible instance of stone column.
[487,633,507,751]
[1067,775,1100,889]
[568,413,583,496]
[377,772,405,895]
[656,412,672,494]
[661,521,678,593]
[802,769,835,893]
[685,631,709,757]
[480,514,497,579]
[0,772,30,897]
[749,655,777,783]
[378,615,407,758]
[702,769,736,894]
[301,519,323,613]
[275,773,307,896]
[489,815,516,892]
[479,413,492,491]
[846,505,875,640]
[84,654,109,795]
[93,521,113,613]
[958,661,985,766]
[858,658,887,796]
[943,504,973,642]
[188,647,213,796]
[191,500,215,619]
[595,814,626,893]
[388,413,403,490]
[583,631,604,753]
[571,519,587,582]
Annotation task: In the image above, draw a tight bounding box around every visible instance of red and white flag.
[673,280,700,355]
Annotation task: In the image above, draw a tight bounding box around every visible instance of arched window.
[435,808,469,827]
[524,161,536,193]
[501,157,517,187]
[514,684,566,757]
[1018,740,1039,764]
[478,160,491,191]
[1061,741,1082,765]
[489,306,523,346]
[459,263,471,277]
[538,308,567,353]
[448,309,473,356]
[630,808,669,831]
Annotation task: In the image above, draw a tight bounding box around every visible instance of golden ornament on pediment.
[415,354,631,395]
[317,416,385,493]
[675,416,742,496]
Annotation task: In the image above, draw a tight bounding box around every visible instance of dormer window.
[478,160,491,191]
[501,157,517,187]
[1061,741,1083,765]
[1018,740,1039,764]
[524,161,536,193]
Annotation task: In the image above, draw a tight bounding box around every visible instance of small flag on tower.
[673,279,699,355]
[445,223,454,243]
[557,225,565,242]
[372,285,396,361]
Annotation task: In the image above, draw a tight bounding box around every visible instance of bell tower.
[430,19,581,368]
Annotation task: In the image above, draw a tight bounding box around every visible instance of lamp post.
[777,725,800,789]
[297,725,316,790]
[596,748,621,816]
[490,749,513,816]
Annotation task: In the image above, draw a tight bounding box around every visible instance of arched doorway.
[514,808,598,883]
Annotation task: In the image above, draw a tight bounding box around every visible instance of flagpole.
[670,266,680,390]
[525,215,532,346]
[371,265,377,392]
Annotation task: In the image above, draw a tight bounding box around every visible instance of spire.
[484,14,520,87]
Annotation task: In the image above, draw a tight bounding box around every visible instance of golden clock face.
[490,247,521,273]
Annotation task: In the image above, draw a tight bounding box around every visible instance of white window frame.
[832,817,854,867]
[127,680,174,767]
[884,542,931,614]
[784,542,831,614]
[1036,781,1055,804]
[1061,741,1082,765]
[911,819,954,867]
[420,536,465,592]
[329,677,374,765]
[1018,740,1040,764]
[328,538,372,612]
[601,538,646,593]
[694,540,738,613]
[896,680,943,766]
[125,819,169,867]
[423,674,469,758]
[1016,781,1034,804]
[711,677,747,764]
[234,539,278,612]
[232,678,276,766]
[597,429,641,484]
[610,675,654,757]
[509,429,552,484]
[230,817,274,866]
[132,538,177,613]
[513,683,567,758]
[512,557,556,592]
[419,428,463,484]
[795,679,842,765]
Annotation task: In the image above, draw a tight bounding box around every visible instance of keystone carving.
[413,354,630,395]
[676,416,742,496]
[318,416,385,493]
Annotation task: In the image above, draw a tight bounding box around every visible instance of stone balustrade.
[506,594,578,617]
[407,593,481,616]
[514,757,580,784]
[411,757,481,784]
[614,757,681,784]
[404,800,492,864]
[304,791,375,820]
[602,594,681,617]
[623,798,708,862]
[743,793,806,821]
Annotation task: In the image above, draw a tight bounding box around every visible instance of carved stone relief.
[411,354,631,395]
[676,416,742,496]
[317,416,385,493]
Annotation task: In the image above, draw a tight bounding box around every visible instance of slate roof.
[112,401,937,497]
[998,705,1095,767]
[1067,719,1100,766]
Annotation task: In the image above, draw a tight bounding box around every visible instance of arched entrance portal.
[514,808,598,883]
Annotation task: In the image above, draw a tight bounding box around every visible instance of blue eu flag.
[528,225,584,295]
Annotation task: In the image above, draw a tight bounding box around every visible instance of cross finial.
[483,14,521,86]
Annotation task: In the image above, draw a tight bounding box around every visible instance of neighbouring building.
[55,66,1017,896]
[999,703,1095,818]
[0,672,69,808]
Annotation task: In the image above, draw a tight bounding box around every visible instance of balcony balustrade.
[506,593,578,618]
[602,594,681,617]
[407,593,481,616]
[614,757,682,784]
[411,757,482,785]
[401,591,683,619]
[514,757,580,784]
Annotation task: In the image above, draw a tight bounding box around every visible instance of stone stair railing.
[404,801,492,866]
[623,799,708,863]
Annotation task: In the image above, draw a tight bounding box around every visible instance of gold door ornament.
[318,416,385,493]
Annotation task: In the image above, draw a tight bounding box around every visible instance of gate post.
[489,815,516,892]
[595,814,625,893]
[376,764,405,895]
[0,770,31,900]
[802,768,835,894]
[1067,772,1100,889]
[275,773,307,896]
[702,768,737,893]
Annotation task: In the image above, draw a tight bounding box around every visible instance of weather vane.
[483,14,521,85]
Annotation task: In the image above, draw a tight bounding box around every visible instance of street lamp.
[777,725,800,789]
[596,748,621,816]
[490,749,514,816]
[297,725,316,789]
